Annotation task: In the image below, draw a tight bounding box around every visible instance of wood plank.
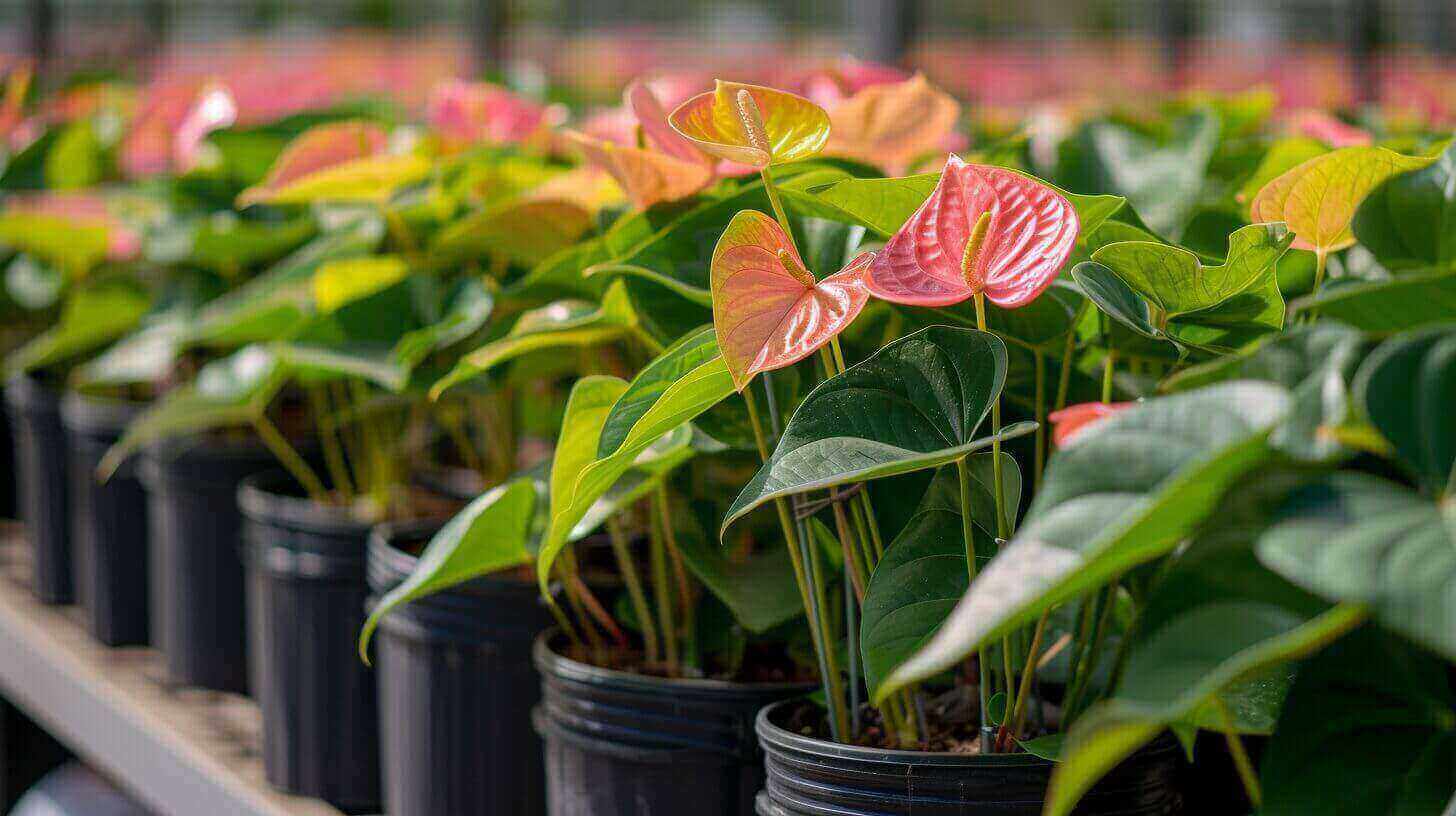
[0,525,347,816]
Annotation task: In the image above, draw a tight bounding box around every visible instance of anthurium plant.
[11,57,1456,815]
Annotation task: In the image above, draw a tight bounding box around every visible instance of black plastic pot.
[62,393,149,646]
[240,473,380,812]
[141,439,276,692]
[533,633,813,816]
[4,374,72,604]
[755,699,1185,815]
[368,520,554,816]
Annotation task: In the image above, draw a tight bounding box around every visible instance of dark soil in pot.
[62,392,149,646]
[141,438,277,692]
[368,519,555,816]
[533,632,815,816]
[754,699,1185,815]
[4,374,72,604]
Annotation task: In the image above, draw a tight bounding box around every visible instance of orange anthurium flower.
[865,155,1079,308]
[670,80,830,168]
[1049,401,1134,447]
[824,74,961,175]
[711,210,871,391]
[562,80,715,210]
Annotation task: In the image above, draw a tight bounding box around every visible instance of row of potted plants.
[2,59,1453,816]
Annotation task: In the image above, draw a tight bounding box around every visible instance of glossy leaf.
[823,74,960,174]
[1292,268,1456,333]
[711,209,871,390]
[1352,326,1456,493]
[859,458,1015,698]
[596,326,736,458]
[1235,136,1328,204]
[669,80,830,167]
[98,346,286,478]
[431,281,642,398]
[1258,472,1455,662]
[1354,141,1456,270]
[358,478,537,659]
[312,255,410,313]
[1090,222,1293,317]
[878,382,1291,700]
[5,279,150,375]
[722,326,1036,534]
[865,156,1079,308]
[432,198,595,268]
[536,376,696,593]
[1258,631,1456,816]
[1046,541,1365,816]
[1250,146,1434,254]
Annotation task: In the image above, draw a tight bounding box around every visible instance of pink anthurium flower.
[236,119,388,206]
[427,80,562,149]
[563,80,717,210]
[865,155,1079,308]
[712,210,872,391]
[1284,109,1373,148]
[172,83,238,173]
[1049,401,1134,447]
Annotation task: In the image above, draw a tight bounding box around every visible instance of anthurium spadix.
[563,80,715,210]
[711,209,872,391]
[669,80,831,168]
[865,155,1079,308]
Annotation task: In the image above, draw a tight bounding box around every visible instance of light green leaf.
[1237,136,1328,205]
[722,326,1036,535]
[1091,222,1293,317]
[432,199,594,269]
[5,279,150,375]
[358,477,537,660]
[596,326,735,459]
[312,255,410,313]
[878,382,1291,701]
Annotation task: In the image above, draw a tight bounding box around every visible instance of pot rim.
[237,470,374,535]
[755,698,1052,768]
[60,390,146,436]
[533,630,815,695]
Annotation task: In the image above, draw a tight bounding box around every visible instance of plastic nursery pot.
[0,395,17,520]
[533,632,815,816]
[368,520,555,816]
[3,374,73,604]
[754,699,1185,815]
[239,472,382,812]
[61,393,149,646]
[140,438,277,692]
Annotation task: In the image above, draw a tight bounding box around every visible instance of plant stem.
[1033,350,1046,491]
[1215,698,1264,810]
[743,384,848,741]
[1007,611,1050,741]
[647,501,679,676]
[956,456,994,752]
[1064,583,1118,725]
[307,384,353,501]
[607,516,659,666]
[759,167,794,239]
[252,413,328,503]
[973,293,1011,541]
[654,485,694,640]
[1101,347,1116,404]
[1055,330,1075,412]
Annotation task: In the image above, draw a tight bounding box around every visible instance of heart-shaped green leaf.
[1258,631,1456,815]
[1090,222,1293,318]
[431,280,644,398]
[1250,146,1435,255]
[1044,540,1365,816]
[1292,268,1456,333]
[536,376,696,594]
[1353,326,1456,494]
[98,345,287,478]
[722,326,1036,535]
[877,381,1291,701]
[1236,136,1328,204]
[596,326,736,459]
[1070,112,1220,239]
[1258,472,1455,662]
[1353,141,1456,270]
[432,199,594,269]
[670,501,804,633]
[5,279,151,375]
[358,477,537,660]
[859,457,1016,699]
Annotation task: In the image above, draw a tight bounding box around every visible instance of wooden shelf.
[0,526,348,816]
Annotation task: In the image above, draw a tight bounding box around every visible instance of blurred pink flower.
[6,193,142,262]
[1284,109,1372,147]
[1049,401,1134,447]
[427,80,562,148]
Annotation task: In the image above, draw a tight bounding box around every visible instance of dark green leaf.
[1354,140,1456,270]
[1292,268,1456,333]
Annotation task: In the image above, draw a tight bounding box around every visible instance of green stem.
[1033,349,1046,491]
[759,167,794,239]
[607,516,659,666]
[1055,330,1075,412]
[1007,611,1049,741]
[1215,698,1264,810]
[252,413,328,503]
[647,500,679,676]
[1101,347,1116,404]
[1064,583,1118,725]
[956,456,994,752]
[973,294,1011,540]
[307,384,353,501]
